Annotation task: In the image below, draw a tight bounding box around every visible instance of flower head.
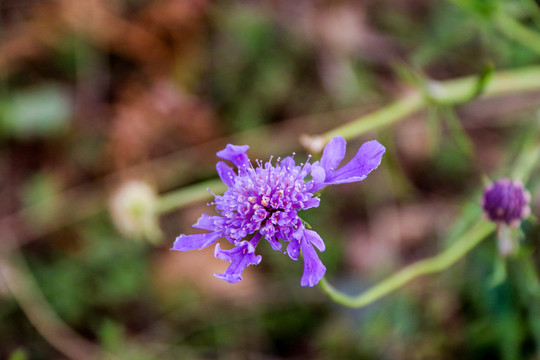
[482,178,531,227]
[172,137,385,286]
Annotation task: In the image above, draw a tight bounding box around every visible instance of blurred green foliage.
[8,349,28,360]
[0,84,71,139]
[28,219,150,324]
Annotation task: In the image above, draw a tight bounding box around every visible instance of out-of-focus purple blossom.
[482,178,531,227]
[172,137,385,286]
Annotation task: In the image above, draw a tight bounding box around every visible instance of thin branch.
[0,236,122,360]
[157,179,227,214]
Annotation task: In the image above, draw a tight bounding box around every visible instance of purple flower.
[482,178,531,227]
[172,136,385,286]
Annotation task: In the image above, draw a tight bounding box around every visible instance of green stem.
[320,139,539,308]
[157,179,227,214]
[320,65,540,143]
[322,92,423,142]
[319,221,495,308]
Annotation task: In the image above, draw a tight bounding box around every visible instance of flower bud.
[482,178,531,256]
[482,178,531,227]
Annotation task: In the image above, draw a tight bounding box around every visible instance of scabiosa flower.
[482,178,531,227]
[482,178,531,255]
[172,137,385,286]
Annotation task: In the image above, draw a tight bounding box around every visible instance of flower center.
[214,160,314,242]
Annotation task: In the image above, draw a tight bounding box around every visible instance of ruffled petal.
[304,229,325,252]
[266,236,283,251]
[214,271,243,283]
[325,140,385,185]
[172,232,221,251]
[302,197,320,210]
[217,144,250,169]
[192,214,220,231]
[287,238,300,260]
[216,161,236,187]
[213,242,237,261]
[300,237,326,287]
[291,225,304,241]
[320,136,346,173]
[214,241,262,283]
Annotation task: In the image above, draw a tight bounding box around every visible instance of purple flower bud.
[482,178,531,227]
[172,136,385,286]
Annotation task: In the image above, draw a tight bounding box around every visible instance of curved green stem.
[319,136,539,308]
[319,221,495,308]
[320,65,540,143]
[322,92,423,143]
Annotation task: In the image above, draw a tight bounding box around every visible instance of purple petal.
[216,161,236,187]
[302,197,320,210]
[291,226,304,241]
[326,140,385,185]
[172,232,221,251]
[266,236,283,251]
[214,241,261,263]
[287,239,300,260]
[193,214,220,231]
[298,162,312,179]
[304,229,325,252]
[214,241,262,283]
[310,164,325,184]
[217,144,250,169]
[300,237,326,287]
[259,221,277,239]
[320,136,346,173]
[249,232,263,247]
[214,242,237,261]
[280,156,296,169]
[214,271,243,283]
